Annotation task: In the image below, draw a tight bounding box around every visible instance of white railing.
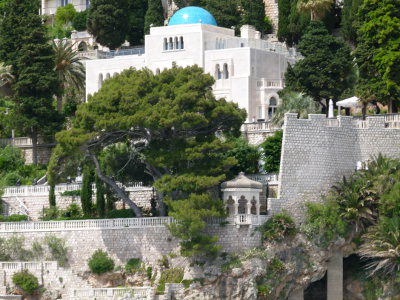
[0,261,58,271]
[326,119,339,127]
[0,217,176,233]
[241,121,280,132]
[71,287,152,299]
[246,174,278,184]
[0,296,22,300]
[3,182,145,197]
[355,120,368,129]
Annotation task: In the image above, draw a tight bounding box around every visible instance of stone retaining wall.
[278,114,400,219]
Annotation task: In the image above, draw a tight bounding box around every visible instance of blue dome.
[168,7,217,26]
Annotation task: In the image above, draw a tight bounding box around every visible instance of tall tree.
[126,0,148,45]
[278,0,310,46]
[144,0,164,34]
[283,21,353,111]
[87,0,129,49]
[95,172,106,218]
[53,39,85,113]
[80,165,94,217]
[204,0,240,30]
[340,0,362,45]
[49,65,246,256]
[239,0,270,33]
[355,0,400,112]
[0,0,62,164]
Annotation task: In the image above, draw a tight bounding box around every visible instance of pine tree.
[278,0,310,46]
[144,0,164,34]
[341,0,362,45]
[87,0,129,49]
[95,173,106,218]
[80,166,94,217]
[126,0,148,45]
[0,0,62,164]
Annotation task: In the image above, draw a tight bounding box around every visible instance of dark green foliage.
[284,21,353,108]
[355,0,400,108]
[259,213,296,241]
[204,0,240,30]
[12,270,39,295]
[260,130,282,173]
[95,173,106,218]
[0,0,62,164]
[146,266,152,279]
[278,0,310,46]
[106,209,135,219]
[125,258,142,273]
[223,138,260,178]
[341,0,362,45]
[156,268,184,294]
[88,0,130,49]
[88,249,114,275]
[0,215,28,222]
[144,0,164,34]
[126,0,147,45]
[61,190,81,196]
[72,10,88,31]
[239,0,270,33]
[49,183,56,207]
[80,166,94,217]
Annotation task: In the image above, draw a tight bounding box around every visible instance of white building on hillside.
[41,0,89,16]
[85,7,300,122]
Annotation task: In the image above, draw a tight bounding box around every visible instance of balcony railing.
[241,121,281,132]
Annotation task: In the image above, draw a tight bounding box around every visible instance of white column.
[327,252,343,300]
[41,0,46,14]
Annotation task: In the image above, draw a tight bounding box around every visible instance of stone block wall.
[0,224,261,272]
[21,145,53,165]
[264,0,279,33]
[278,114,400,219]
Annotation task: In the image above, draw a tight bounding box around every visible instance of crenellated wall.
[278,114,400,219]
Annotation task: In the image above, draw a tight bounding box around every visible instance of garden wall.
[278,113,400,219]
[0,218,261,272]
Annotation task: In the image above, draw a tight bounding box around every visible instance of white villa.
[84,7,300,122]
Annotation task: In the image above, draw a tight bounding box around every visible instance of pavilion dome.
[221,172,263,190]
[168,7,218,26]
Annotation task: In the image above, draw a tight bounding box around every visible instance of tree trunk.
[362,103,367,120]
[90,154,143,217]
[56,94,62,114]
[157,193,168,217]
[31,131,38,165]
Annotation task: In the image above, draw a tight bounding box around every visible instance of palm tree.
[358,215,400,277]
[53,39,85,113]
[297,0,334,21]
[272,91,320,126]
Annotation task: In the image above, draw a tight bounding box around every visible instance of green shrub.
[125,258,142,274]
[221,255,242,273]
[259,213,296,241]
[72,10,88,31]
[0,214,28,222]
[156,268,184,294]
[44,235,68,267]
[12,270,39,295]
[260,130,283,173]
[42,206,61,220]
[65,203,82,218]
[106,209,135,219]
[88,250,114,275]
[146,267,152,280]
[61,190,81,196]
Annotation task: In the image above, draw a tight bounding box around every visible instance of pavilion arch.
[180,36,184,49]
[223,63,229,79]
[78,41,88,52]
[215,64,222,80]
[105,73,110,80]
[113,72,118,77]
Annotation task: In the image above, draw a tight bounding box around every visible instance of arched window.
[156,68,160,75]
[98,74,103,89]
[180,36,184,49]
[78,41,87,52]
[175,37,179,49]
[169,37,173,50]
[163,38,168,50]
[268,97,278,120]
[215,64,222,80]
[223,63,229,79]
[113,72,118,77]
[106,73,110,80]
[215,38,219,49]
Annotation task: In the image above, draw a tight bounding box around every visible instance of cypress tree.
[80,166,94,217]
[126,0,148,45]
[0,0,62,164]
[204,0,240,30]
[144,0,164,34]
[87,0,129,49]
[95,173,106,218]
[49,183,56,207]
[240,0,270,33]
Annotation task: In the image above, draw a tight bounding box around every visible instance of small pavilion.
[221,172,263,225]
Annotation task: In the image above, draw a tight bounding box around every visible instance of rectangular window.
[61,0,69,7]
[86,0,90,8]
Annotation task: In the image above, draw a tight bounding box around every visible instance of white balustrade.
[241,121,281,132]
[72,287,152,299]
[0,261,58,271]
